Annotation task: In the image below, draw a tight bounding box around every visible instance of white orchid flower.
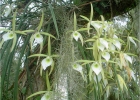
[128,37,137,46]
[130,70,136,81]
[90,21,102,30]
[124,53,132,64]
[72,31,81,41]
[2,31,14,41]
[72,63,83,73]
[34,32,43,44]
[4,5,11,17]
[91,62,102,75]
[72,63,85,81]
[102,52,110,61]
[113,40,121,50]
[109,43,116,52]
[99,38,108,49]
[113,35,121,50]
[41,56,53,70]
[41,93,51,100]
[98,42,105,51]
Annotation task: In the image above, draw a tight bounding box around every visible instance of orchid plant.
[70,3,140,98]
[1,2,140,100]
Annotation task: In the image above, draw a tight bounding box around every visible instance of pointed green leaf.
[90,3,93,21]
[23,30,35,33]
[74,12,77,31]
[49,61,54,75]
[79,34,83,46]
[10,33,17,52]
[12,12,16,32]
[40,32,56,39]
[49,3,59,38]
[30,34,34,50]
[77,28,89,32]
[0,40,4,49]
[48,36,51,56]
[93,40,98,61]
[26,91,47,99]
[46,71,51,91]
[37,11,44,31]
[80,15,89,21]
[15,31,26,35]
[28,54,47,58]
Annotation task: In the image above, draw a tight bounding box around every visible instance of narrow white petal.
[102,52,110,61]
[130,70,136,81]
[34,33,43,44]
[124,53,132,64]
[4,6,11,17]
[94,73,102,82]
[2,32,14,41]
[98,42,105,51]
[113,40,121,50]
[41,56,53,70]
[72,31,80,41]
[128,37,137,46]
[103,79,108,86]
[109,43,116,51]
[91,62,102,75]
[99,38,108,49]
[113,35,118,39]
[72,63,82,72]
[90,21,102,29]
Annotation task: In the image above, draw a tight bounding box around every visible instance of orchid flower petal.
[113,40,121,50]
[41,93,51,100]
[102,52,110,61]
[34,32,43,44]
[99,38,108,49]
[2,32,14,41]
[41,56,53,70]
[4,5,11,17]
[90,21,102,29]
[113,35,118,39]
[124,53,132,64]
[91,62,102,75]
[109,43,116,51]
[98,42,105,51]
[72,31,80,41]
[128,37,137,46]
[72,63,82,73]
[130,70,136,81]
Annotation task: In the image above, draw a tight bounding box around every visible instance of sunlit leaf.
[26,91,47,99]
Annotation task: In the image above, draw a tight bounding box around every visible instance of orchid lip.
[91,62,102,75]
[41,56,53,70]
[2,32,14,41]
[72,31,80,41]
[72,63,82,72]
[34,33,43,43]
